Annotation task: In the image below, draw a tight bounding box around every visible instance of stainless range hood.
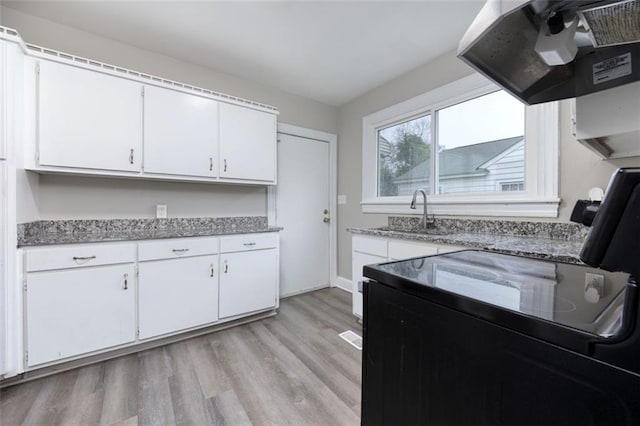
[458,0,640,105]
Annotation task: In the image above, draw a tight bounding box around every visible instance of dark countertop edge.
[347,227,584,264]
[18,227,283,248]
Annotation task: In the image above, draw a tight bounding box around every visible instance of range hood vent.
[458,0,640,105]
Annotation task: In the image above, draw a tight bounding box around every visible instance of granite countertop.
[18,216,281,247]
[348,217,588,264]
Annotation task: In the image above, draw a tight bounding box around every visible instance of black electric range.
[364,249,634,360]
[360,168,640,426]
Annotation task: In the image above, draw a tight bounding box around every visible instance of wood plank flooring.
[0,288,362,426]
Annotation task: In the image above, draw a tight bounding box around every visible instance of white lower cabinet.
[26,261,136,367]
[352,251,386,318]
[219,234,278,318]
[22,233,279,370]
[138,237,219,339]
[351,234,466,318]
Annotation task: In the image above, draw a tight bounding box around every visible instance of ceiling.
[3,1,485,106]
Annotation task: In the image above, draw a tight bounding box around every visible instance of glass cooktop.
[367,250,630,336]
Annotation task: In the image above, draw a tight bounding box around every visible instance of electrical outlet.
[156,204,168,219]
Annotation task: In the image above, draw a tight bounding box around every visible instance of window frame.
[362,73,560,217]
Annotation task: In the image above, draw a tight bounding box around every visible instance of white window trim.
[362,73,560,218]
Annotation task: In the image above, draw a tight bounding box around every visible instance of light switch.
[156,204,168,219]
[338,195,347,205]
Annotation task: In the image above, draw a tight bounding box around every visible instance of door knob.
[323,209,329,214]
[323,217,330,223]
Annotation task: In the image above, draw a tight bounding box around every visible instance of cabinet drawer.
[220,233,278,253]
[138,236,219,261]
[353,235,388,257]
[388,240,438,260]
[438,245,467,254]
[25,243,137,272]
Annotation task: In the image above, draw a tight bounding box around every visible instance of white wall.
[1,6,338,222]
[336,50,640,279]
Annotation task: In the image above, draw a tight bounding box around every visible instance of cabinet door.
[219,103,276,182]
[143,85,218,177]
[138,255,219,339]
[219,249,277,318]
[26,263,135,366]
[352,251,387,318]
[37,60,142,172]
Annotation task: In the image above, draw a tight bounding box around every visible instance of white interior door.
[276,133,330,297]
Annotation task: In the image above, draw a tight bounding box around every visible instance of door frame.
[268,123,338,289]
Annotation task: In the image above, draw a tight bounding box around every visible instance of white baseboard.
[335,276,352,293]
[280,283,330,299]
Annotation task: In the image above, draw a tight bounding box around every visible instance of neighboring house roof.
[394,136,523,183]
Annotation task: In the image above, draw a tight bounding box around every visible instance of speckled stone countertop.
[348,217,588,264]
[18,216,281,247]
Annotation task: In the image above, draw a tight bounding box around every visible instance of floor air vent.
[339,330,363,350]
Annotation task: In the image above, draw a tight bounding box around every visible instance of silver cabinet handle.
[224,159,228,172]
[123,273,129,290]
[73,255,96,261]
[224,261,228,273]
[129,149,134,165]
[209,157,213,172]
[172,248,189,254]
[210,264,215,277]
[243,242,256,247]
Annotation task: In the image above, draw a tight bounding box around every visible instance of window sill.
[361,197,561,218]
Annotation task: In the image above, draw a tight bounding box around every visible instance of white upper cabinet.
[219,103,276,182]
[25,47,278,183]
[143,85,219,177]
[37,60,143,172]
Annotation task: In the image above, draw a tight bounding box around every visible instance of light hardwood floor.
[0,288,362,426]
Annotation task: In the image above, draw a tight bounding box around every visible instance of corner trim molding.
[335,276,353,293]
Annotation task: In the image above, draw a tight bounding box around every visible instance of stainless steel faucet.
[410,189,435,228]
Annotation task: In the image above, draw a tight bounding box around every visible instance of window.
[362,74,559,217]
[378,115,431,197]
